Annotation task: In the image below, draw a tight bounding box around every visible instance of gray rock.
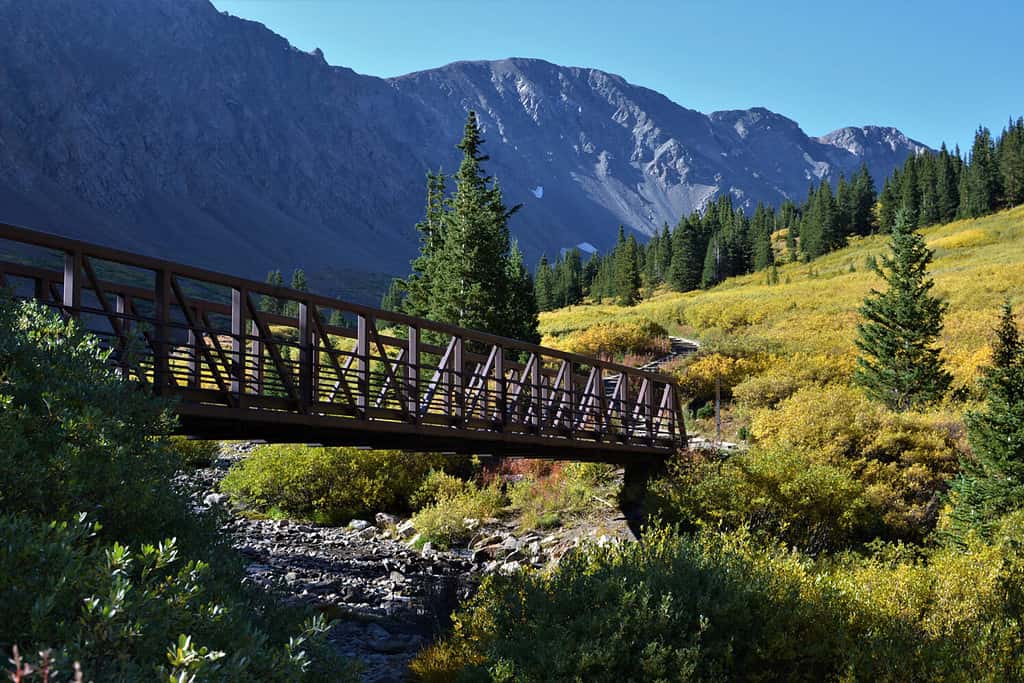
[395,520,417,538]
[202,492,228,506]
[375,512,399,527]
[499,561,522,575]
[348,519,371,532]
[358,525,379,539]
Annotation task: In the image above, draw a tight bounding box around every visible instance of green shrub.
[0,298,179,542]
[0,296,350,681]
[750,385,962,541]
[221,445,449,525]
[168,436,220,468]
[414,525,1024,681]
[410,483,505,549]
[654,448,875,553]
[0,512,347,682]
[409,470,475,510]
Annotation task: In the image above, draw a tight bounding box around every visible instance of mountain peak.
[0,1,927,288]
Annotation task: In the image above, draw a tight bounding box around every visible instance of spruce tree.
[283,268,308,317]
[534,254,555,311]
[380,278,406,312]
[853,210,952,411]
[668,216,707,292]
[615,234,641,306]
[505,240,540,343]
[998,117,1024,207]
[962,127,1000,217]
[260,269,284,314]
[397,112,538,342]
[404,170,447,318]
[946,302,1024,542]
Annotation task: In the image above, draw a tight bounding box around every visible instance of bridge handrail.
[0,222,675,383]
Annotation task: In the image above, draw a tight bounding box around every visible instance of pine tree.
[962,127,1000,217]
[534,254,555,311]
[998,117,1024,207]
[751,203,775,272]
[701,233,723,288]
[397,112,537,341]
[505,240,540,343]
[853,210,952,411]
[946,302,1024,542]
[668,215,707,291]
[260,269,284,314]
[403,170,447,318]
[380,278,406,312]
[615,233,641,306]
[935,144,960,223]
[283,268,308,317]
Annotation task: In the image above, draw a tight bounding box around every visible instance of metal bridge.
[0,223,686,464]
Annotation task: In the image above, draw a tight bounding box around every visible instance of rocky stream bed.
[179,443,636,682]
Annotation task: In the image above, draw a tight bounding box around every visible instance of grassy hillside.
[541,204,1024,388]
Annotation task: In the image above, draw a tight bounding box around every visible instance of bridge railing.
[0,223,685,454]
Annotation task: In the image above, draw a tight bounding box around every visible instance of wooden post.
[153,269,171,393]
[356,314,369,417]
[407,325,420,421]
[63,250,82,316]
[494,345,506,427]
[250,319,263,394]
[298,301,313,413]
[530,354,541,432]
[645,378,655,444]
[452,336,464,422]
[231,287,247,397]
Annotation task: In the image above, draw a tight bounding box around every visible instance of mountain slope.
[539,205,1024,387]
[0,0,928,292]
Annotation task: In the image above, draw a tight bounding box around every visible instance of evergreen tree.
[961,127,1001,217]
[397,111,538,341]
[403,170,447,318]
[283,268,308,317]
[751,202,775,272]
[380,278,406,312]
[853,210,952,411]
[534,254,555,311]
[259,269,284,314]
[999,117,1024,207]
[701,233,723,288]
[935,144,960,223]
[946,302,1024,542]
[657,223,673,282]
[615,233,641,306]
[505,240,540,343]
[668,215,708,291]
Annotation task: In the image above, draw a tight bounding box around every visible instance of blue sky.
[212,0,1022,150]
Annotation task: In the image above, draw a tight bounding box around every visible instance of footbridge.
[0,224,686,465]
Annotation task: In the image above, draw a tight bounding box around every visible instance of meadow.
[541,204,1024,388]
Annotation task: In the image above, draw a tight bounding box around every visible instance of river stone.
[395,520,416,538]
[203,492,228,506]
[375,512,399,527]
[348,519,371,531]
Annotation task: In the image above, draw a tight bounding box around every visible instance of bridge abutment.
[619,460,666,538]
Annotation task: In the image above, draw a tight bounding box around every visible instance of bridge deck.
[0,223,685,463]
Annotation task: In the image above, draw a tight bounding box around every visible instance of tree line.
[534,115,1024,310]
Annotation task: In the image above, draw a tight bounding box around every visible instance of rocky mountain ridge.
[0,0,928,299]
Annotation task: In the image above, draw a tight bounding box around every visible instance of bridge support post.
[620,459,665,538]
